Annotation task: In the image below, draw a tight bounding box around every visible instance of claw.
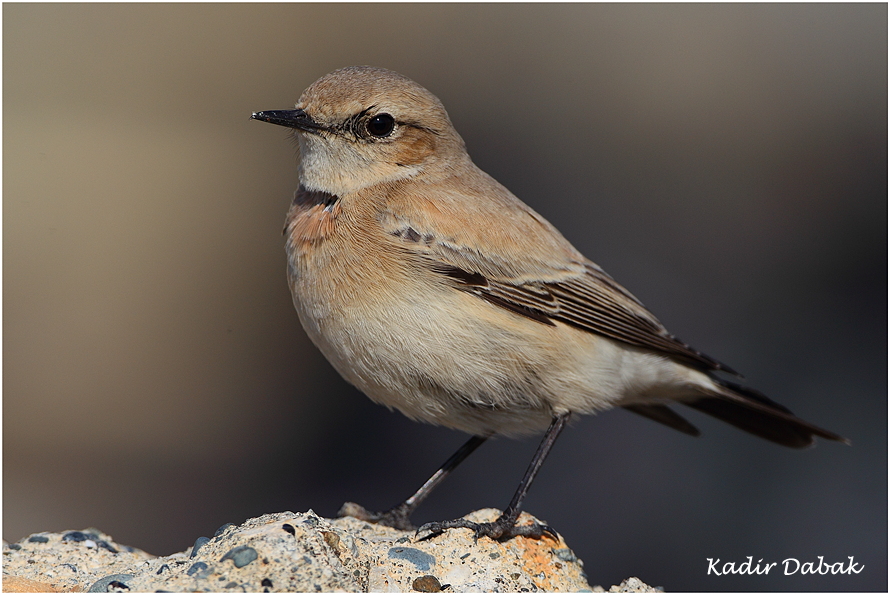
[541,524,559,541]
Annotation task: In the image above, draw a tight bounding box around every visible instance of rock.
[605,576,663,592]
[2,509,661,592]
[2,528,152,593]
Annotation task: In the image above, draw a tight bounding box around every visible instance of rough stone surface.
[2,509,662,592]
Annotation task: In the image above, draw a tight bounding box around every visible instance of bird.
[251,65,847,541]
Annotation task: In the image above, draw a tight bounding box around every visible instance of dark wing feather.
[429,259,736,374]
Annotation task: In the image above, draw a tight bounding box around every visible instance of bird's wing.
[429,256,736,374]
[380,181,736,374]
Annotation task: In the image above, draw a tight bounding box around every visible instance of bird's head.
[252,66,468,196]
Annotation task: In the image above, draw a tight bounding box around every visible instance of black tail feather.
[685,379,849,449]
[623,404,700,437]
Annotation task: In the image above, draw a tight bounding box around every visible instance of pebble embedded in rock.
[214,523,235,537]
[553,548,578,563]
[221,545,258,568]
[388,547,435,571]
[87,573,135,593]
[322,531,340,551]
[412,574,443,592]
[302,516,319,528]
[62,531,93,543]
[189,536,210,558]
[27,535,49,543]
[186,562,208,577]
[96,540,119,554]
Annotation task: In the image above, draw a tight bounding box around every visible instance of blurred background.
[4,4,886,591]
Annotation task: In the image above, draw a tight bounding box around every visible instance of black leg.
[338,434,488,530]
[418,411,571,541]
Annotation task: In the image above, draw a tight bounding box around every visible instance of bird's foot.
[337,501,416,531]
[416,513,557,542]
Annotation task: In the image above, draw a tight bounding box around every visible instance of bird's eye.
[366,113,395,137]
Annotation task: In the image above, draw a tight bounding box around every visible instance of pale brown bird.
[251,66,847,541]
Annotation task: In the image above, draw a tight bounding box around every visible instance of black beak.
[250,108,325,133]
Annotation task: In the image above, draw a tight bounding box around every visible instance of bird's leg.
[417,412,570,541]
[338,434,488,531]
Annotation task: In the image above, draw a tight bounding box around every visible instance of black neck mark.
[295,185,339,208]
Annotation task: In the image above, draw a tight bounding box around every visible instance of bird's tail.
[624,379,848,448]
